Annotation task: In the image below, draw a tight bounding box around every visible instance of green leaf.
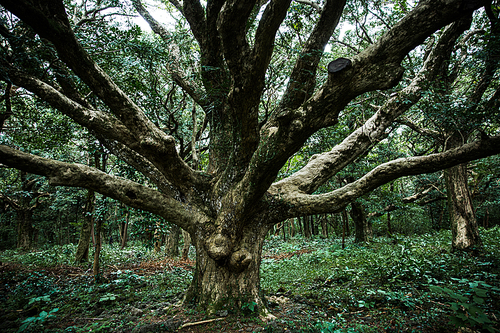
[473,296,484,304]
[473,288,488,298]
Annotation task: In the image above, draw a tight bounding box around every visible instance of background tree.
[1,0,500,315]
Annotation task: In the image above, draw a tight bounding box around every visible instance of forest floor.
[1,228,500,333]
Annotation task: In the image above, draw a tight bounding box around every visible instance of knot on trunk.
[229,249,252,273]
[206,233,231,261]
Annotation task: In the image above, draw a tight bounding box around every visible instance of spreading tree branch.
[0,145,207,231]
[279,134,500,217]
[131,0,207,108]
[270,16,473,196]
[0,0,205,194]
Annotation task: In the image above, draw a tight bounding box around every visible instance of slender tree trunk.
[386,212,392,235]
[342,209,349,249]
[154,220,163,252]
[290,218,296,238]
[120,211,129,249]
[75,189,95,263]
[181,229,191,260]
[321,214,328,238]
[165,224,180,257]
[303,216,311,238]
[93,217,103,281]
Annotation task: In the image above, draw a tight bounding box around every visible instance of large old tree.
[1,0,500,314]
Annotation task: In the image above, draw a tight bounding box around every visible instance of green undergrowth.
[261,227,500,332]
[0,241,171,268]
[0,228,499,332]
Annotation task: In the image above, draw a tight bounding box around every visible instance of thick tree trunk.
[184,220,271,316]
[16,209,34,250]
[445,162,482,251]
[350,201,371,243]
[445,133,482,251]
[75,189,95,263]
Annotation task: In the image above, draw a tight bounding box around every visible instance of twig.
[430,300,449,307]
[75,317,104,321]
[179,318,224,329]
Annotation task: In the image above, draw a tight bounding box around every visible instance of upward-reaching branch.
[131,0,207,108]
[280,0,347,110]
[271,16,473,195]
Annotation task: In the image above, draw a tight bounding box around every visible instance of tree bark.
[350,201,371,243]
[93,216,103,281]
[184,218,270,316]
[181,229,191,261]
[75,189,95,263]
[321,215,328,238]
[446,162,481,251]
[120,210,129,250]
[154,219,163,253]
[445,135,482,251]
[16,209,34,250]
[165,224,180,257]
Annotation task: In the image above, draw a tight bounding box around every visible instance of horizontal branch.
[0,145,206,231]
[278,134,500,217]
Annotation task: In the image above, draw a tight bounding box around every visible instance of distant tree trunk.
[311,216,318,236]
[154,220,163,252]
[303,216,311,238]
[321,214,328,238]
[93,216,103,281]
[75,189,95,263]
[290,218,296,238]
[350,201,371,243]
[165,224,180,257]
[342,209,349,249]
[120,211,129,249]
[16,209,34,250]
[387,211,392,236]
[181,229,191,260]
[445,134,482,251]
[445,162,482,251]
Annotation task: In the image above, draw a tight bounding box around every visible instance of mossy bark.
[350,201,371,243]
[184,219,270,316]
[445,162,481,251]
[165,224,180,257]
